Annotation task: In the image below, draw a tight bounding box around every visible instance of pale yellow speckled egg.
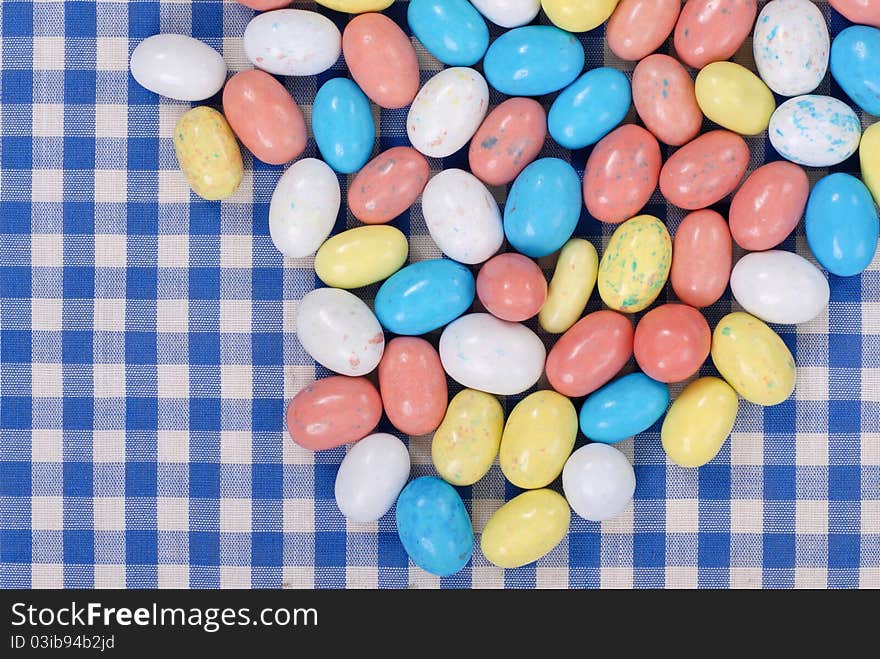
[432,389,504,487]
[173,106,243,201]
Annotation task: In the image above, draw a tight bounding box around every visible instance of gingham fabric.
[0,0,878,589]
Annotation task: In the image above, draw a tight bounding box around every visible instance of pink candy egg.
[632,54,702,147]
[469,98,547,187]
[378,337,448,437]
[670,209,732,309]
[830,0,880,28]
[348,147,430,224]
[634,303,711,383]
[476,253,547,322]
[237,0,292,9]
[583,124,661,224]
[674,0,757,69]
[606,0,681,61]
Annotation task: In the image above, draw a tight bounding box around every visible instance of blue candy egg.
[579,372,670,444]
[805,173,879,277]
[407,0,489,66]
[375,258,476,335]
[396,476,474,577]
[483,25,585,96]
[830,26,880,117]
[548,67,632,149]
[504,158,582,258]
[312,78,375,174]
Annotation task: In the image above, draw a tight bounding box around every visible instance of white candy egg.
[130,34,226,101]
[244,9,341,76]
[562,443,636,522]
[470,0,541,28]
[335,433,411,523]
[769,95,861,167]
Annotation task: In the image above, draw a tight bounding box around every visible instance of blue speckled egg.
[830,25,880,117]
[407,0,489,67]
[483,25,585,96]
[805,173,879,277]
[768,95,861,167]
[548,67,632,150]
[504,157,582,258]
[395,476,474,577]
[374,258,476,335]
[579,372,670,444]
[312,77,375,174]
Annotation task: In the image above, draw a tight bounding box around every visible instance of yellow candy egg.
[711,312,796,406]
[173,106,243,201]
[432,390,504,487]
[499,390,577,489]
[539,238,599,334]
[315,225,408,289]
[661,377,739,468]
[597,214,671,314]
[861,122,880,207]
[315,0,394,12]
[480,489,571,569]
[541,0,620,33]
[695,62,776,136]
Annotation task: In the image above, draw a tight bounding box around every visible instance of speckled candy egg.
[347,147,429,225]
[335,433,410,523]
[674,0,757,69]
[468,98,547,187]
[632,54,702,147]
[173,107,243,201]
[606,0,680,61]
[243,9,341,76]
[831,26,880,117]
[432,389,504,486]
[753,0,829,97]
[769,95,861,167]
[476,253,547,322]
[130,34,226,102]
[379,337,448,436]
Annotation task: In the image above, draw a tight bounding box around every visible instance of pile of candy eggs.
[129,0,880,577]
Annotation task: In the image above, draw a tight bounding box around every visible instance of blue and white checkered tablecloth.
[0,0,878,589]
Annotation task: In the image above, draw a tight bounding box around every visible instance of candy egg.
[862,123,880,206]
[753,0,829,97]
[562,444,635,522]
[539,238,599,334]
[480,490,571,568]
[335,433,410,523]
[269,158,341,259]
[728,161,809,252]
[422,169,503,265]
[374,259,476,336]
[239,0,296,9]
[343,13,419,110]
[439,313,546,396]
[130,34,226,102]
[711,312,796,406]
[407,0,489,67]
[471,0,541,28]
[315,226,408,289]
[469,98,547,187]
[347,147,429,225]
[805,173,879,277]
[830,26,880,117]
[499,391,578,489]
[670,209,732,309]
[483,26,585,97]
[476,253,547,322]
[548,67,631,150]
[632,54,702,147]
[829,0,880,29]
[659,130,749,210]
[582,125,661,224]
[173,107,243,202]
[695,62,775,136]
[312,78,375,174]
[222,70,306,166]
[396,476,474,577]
[504,158,582,258]
[296,288,384,376]
[285,376,382,451]
[730,250,830,325]
[661,377,738,468]
[606,0,680,61]
[243,9,341,77]
[674,0,757,69]
[316,0,394,13]
[579,373,670,443]
[432,389,504,486]
[633,303,711,383]
[541,0,620,33]
[545,310,633,397]
[379,338,448,436]
[769,95,861,167]
[598,214,672,314]
[407,67,489,158]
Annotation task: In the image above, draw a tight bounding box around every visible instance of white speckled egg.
[335,433,410,523]
[470,0,541,28]
[407,67,489,158]
[769,95,861,167]
[753,0,829,97]
[269,158,341,259]
[421,169,503,264]
[130,34,226,101]
[296,288,385,376]
[439,313,546,395]
[244,9,341,76]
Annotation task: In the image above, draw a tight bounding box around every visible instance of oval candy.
[238,0,295,9]
[173,107,243,202]
[244,9,341,77]
[674,0,757,69]
[315,225,408,289]
[348,147,429,225]
[316,0,394,12]
[541,0,620,33]
[633,303,711,383]
[432,389,504,486]
[406,0,489,67]
[769,95,861,167]
[548,67,631,150]
[469,98,547,187]
[670,209,732,309]
[130,34,226,102]
[830,25,880,117]
[563,443,635,522]
[661,377,738,468]
[379,337,448,437]
[539,238,599,334]
[606,0,680,61]
[476,253,547,322]
[862,122,880,207]
[632,54,702,147]
[312,77,375,174]
[471,0,541,27]
[335,433,410,523]
[695,61,775,136]
[579,372,670,443]
[829,0,880,29]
